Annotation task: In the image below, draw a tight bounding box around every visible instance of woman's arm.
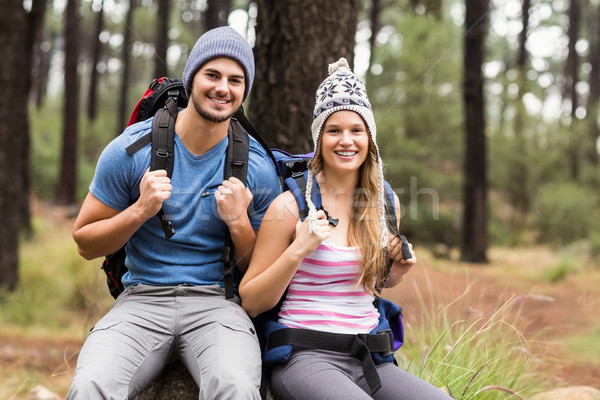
[239,191,331,317]
[384,192,417,288]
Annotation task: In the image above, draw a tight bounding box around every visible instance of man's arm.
[73,169,172,260]
[214,176,255,272]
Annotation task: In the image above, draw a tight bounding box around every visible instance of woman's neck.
[316,168,359,195]
[316,168,359,222]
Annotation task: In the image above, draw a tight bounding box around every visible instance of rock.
[530,386,600,400]
[134,361,197,400]
[27,385,61,400]
[133,360,274,399]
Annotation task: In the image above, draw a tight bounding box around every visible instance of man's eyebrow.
[203,67,245,80]
[229,73,245,80]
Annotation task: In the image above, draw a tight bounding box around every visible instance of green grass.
[562,325,600,365]
[0,208,112,335]
[542,259,575,283]
[394,290,548,399]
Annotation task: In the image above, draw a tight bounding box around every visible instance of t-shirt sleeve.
[89,126,150,211]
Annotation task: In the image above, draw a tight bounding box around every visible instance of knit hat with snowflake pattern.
[306,57,389,248]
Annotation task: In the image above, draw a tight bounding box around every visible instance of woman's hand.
[385,235,417,287]
[387,235,417,265]
[294,209,331,257]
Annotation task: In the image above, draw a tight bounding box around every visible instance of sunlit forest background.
[1,0,600,398]
[16,0,600,259]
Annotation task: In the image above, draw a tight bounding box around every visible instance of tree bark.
[507,0,531,230]
[250,0,358,154]
[366,0,383,86]
[87,0,104,120]
[460,0,489,263]
[0,0,46,290]
[204,0,231,31]
[586,1,600,167]
[117,0,137,133]
[58,0,80,205]
[564,0,581,180]
[154,0,170,79]
[32,38,52,109]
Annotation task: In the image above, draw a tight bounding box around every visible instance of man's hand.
[135,168,172,220]
[214,177,253,227]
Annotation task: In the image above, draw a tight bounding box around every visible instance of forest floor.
[1,204,600,398]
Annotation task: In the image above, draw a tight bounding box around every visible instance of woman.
[239,58,451,400]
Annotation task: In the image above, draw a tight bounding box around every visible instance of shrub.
[531,183,600,245]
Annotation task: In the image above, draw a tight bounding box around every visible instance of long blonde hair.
[309,143,388,293]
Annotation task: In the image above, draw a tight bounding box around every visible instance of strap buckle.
[220,245,231,264]
[376,329,395,357]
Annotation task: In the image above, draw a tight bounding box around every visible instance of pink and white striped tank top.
[277,238,380,334]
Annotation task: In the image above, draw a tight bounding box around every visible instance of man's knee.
[66,370,113,399]
[202,373,261,400]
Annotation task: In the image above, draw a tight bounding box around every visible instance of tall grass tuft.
[388,276,549,399]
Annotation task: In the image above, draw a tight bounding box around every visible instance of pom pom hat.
[182,26,255,102]
[306,58,389,248]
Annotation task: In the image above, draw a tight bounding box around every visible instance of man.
[67,26,281,399]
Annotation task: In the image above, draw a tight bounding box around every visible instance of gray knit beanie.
[182,26,255,101]
[306,57,389,248]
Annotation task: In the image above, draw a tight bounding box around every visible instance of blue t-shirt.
[90,117,281,289]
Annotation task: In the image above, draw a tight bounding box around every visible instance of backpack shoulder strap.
[151,98,178,239]
[284,171,310,220]
[383,181,398,236]
[232,108,278,171]
[225,118,250,184]
[381,182,412,282]
[284,171,340,226]
[150,97,177,178]
[221,118,251,300]
[284,170,327,221]
[124,97,178,239]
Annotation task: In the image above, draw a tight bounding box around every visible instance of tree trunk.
[87,0,104,120]
[460,0,488,263]
[586,1,600,167]
[32,38,52,109]
[22,0,46,234]
[564,0,581,180]
[204,0,231,31]
[507,0,531,233]
[154,0,170,79]
[365,0,382,86]
[117,0,137,133]
[250,0,358,154]
[0,0,46,290]
[58,0,80,205]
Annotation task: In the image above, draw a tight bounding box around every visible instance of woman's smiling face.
[319,110,370,173]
